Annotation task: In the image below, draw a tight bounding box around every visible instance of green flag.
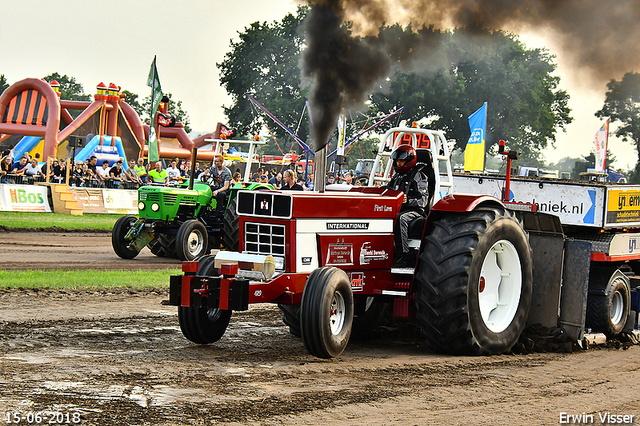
[147,56,162,162]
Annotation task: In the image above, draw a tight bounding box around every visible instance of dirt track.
[0,232,639,425]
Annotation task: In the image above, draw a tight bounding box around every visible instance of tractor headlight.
[151,203,160,212]
[273,256,285,271]
[138,202,145,211]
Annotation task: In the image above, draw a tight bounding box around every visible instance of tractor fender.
[430,194,504,213]
[420,194,504,243]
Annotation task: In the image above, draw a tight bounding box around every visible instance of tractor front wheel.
[111,215,140,259]
[300,267,354,359]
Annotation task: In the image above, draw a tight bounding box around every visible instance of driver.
[203,154,232,213]
[384,144,429,268]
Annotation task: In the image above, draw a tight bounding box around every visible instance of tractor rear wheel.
[586,269,631,337]
[300,267,354,359]
[176,220,209,261]
[222,196,240,251]
[414,207,533,355]
[178,255,232,344]
[111,215,140,259]
[148,239,166,257]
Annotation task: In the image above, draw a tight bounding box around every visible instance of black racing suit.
[385,166,429,255]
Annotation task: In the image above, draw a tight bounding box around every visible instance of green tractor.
[112,142,272,261]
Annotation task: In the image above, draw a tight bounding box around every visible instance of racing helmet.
[391,144,417,174]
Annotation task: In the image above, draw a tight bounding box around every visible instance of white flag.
[594,119,609,172]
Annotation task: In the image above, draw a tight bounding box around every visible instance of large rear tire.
[111,215,140,259]
[586,269,630,337]
[178,255,232,344]
[176,220,209,261]
[148,239,166,257]
[222,196,240,251]
[300,267,354,359]
[414,207,533,355]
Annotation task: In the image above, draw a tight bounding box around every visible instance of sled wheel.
[586,269,630,337]
[111,215,140,259]
[222,196,239,251]
[176,220,209,261]
[278,304,301,337]
[300,267,353,359]
[178,255,232,344]
[414,206,533,355]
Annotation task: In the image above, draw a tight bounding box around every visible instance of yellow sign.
[607,189,640,223]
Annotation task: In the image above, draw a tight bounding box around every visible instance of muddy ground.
[0,232,639,425]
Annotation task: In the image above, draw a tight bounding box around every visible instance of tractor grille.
[244,222,286,263]
[163,194,178,205]
[140,191,160,202]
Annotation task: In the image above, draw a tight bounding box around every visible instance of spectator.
[326,174,335,185]
[260,174,269,184]
[123,159,142,188]
[52,159,65,183]
[268,172,283,189]
[180,159,188,177]
[342,173,353,185]
[305,174,314,191]
[148,161,168,185]
[71,161,86,187]
[12,156,29,176]
[96,160,110,184]
[134,158,148,183]
[87,156,99,178]
[25,158,44,182]
[232,171,241,185]
[189,162,204,180]
[109,160,124,188]
[282,169,303,191]
[166,159,181,183]
[1,155,13,183]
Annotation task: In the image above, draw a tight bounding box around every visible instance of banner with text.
[0,184,52,212]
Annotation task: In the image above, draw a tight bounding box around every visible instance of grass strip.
[0,211,128,231]
[0,269,180,290]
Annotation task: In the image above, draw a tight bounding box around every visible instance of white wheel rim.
[611,291,624,325]
[187,229,204,255]
[329,291,346,335]
[478,239,522,333]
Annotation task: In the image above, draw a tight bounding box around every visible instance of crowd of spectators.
[1,150,374,191]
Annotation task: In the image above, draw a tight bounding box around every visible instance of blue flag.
[464,103,487,172]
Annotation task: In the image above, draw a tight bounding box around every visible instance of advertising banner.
[605,187,640,227]
[0,184,52,212]
[102,188,137,214]
[69,188,106,213]
[452,175,604,227]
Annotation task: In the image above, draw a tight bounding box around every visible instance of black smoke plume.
[300,0,640,151]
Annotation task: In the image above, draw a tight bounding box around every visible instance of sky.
[1,0,635,170]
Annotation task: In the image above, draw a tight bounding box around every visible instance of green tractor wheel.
[112,215,140,259]
[176,219,209,261]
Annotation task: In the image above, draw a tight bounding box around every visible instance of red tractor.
[168,127,577,358]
